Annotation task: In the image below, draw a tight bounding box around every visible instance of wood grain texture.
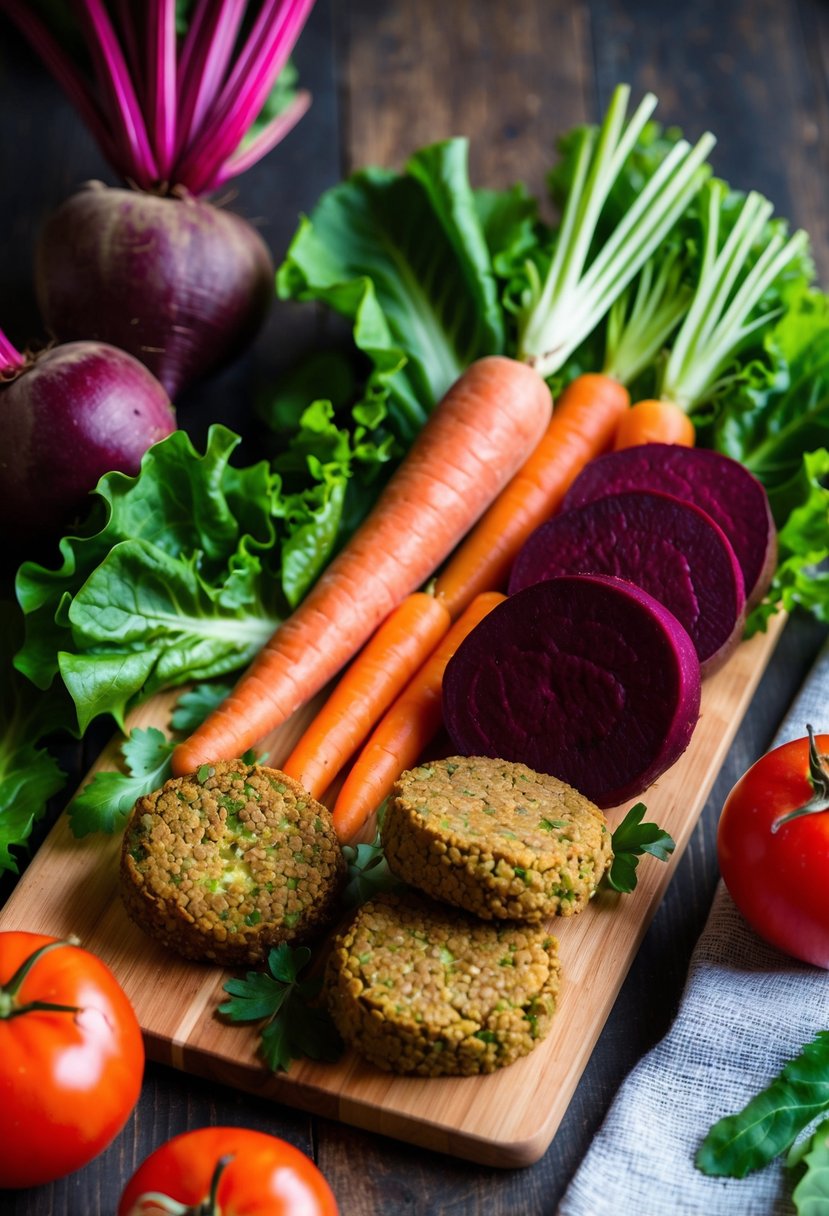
[0,615,786,1168]
[2,0,829,1211]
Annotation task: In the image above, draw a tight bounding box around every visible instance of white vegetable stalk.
[660,180,810,409]
[517,84,716,379]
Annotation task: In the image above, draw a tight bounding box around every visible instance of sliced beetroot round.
[442,574,701,809]
[560,443,776,609]
[508,490,746,675]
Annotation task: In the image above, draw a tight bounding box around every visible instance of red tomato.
[118,1127,339,1216]
[717,729,829,968]
[0,931,144,1188]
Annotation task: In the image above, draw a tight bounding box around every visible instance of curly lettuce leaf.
[277,139,529,440]
[14,406,392,736]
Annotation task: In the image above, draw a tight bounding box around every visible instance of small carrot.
[171,358,551,776]
[614,398,695,449]
[331,591,506,842]
[432,373,629,619]
[280,591,451,799]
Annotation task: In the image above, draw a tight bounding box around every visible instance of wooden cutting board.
[0,612,785,1167]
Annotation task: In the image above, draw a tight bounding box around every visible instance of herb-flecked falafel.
[381,756,612,920]
[120,760,345,965]
[325,890,561,1076]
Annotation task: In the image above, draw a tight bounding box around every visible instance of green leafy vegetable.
[605,803,676,894]
[14,413,392,736]
[341,810,404,908]
[278,139,525,441]
[697,1030,829,1178]
[169,682,235,733]
[791,1116,829,1213]
[0,605,66,872]
[219,943,342,1072]
[67,727,175,837]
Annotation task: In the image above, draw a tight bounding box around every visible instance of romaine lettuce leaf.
[277,139,531,440]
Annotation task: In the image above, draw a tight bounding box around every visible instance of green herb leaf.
[791,1116,829,1213]
[0,603,66,872]
[341,809,404,909]
[219,943,342,1072]
[169,682,234,733]
[68,727,175,837]
[697,1031,829,1178]
[606,803,676,893]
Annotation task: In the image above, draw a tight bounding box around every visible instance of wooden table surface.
[1,2,828,1212]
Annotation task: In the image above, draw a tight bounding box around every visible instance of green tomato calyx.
[0,936,81,1020]
[772,725,829,832]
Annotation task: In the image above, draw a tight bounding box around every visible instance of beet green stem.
[0,326,25,372]
[176,0,247,161]
[208,88,311,192]
[73,0,159,187]
[178,0,316,194]
[146,0,178,178]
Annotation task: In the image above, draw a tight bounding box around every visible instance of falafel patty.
[120,760,345,965]
[325,891,561,1076]
[382,756,612,921]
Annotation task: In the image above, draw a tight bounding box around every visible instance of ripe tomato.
[717,728,829,968]
[0,931,144,1189]
[118,1127,339,1216]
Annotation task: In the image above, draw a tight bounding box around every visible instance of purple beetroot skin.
[560,443,776,610]
[509,490,746,675]
[35,184,275,399]
[442,574,702,809]
[0,340,175,542]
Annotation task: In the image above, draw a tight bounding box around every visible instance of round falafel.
[120,760,345,965]
[325,890,561,1076]
[381,756,612,921]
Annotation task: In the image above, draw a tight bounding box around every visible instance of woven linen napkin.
[558,638,829,1216]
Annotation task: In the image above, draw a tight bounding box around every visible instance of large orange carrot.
[331,591,506,842]
[432,372,629,619]
[280,591,451,799]
[171,358,550,776]
[614,398,695,449]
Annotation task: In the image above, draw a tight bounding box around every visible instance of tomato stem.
[0,937,82,1020]
[772,725,829,832]
[198,1154,233,1216]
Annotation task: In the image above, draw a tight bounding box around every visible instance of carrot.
[171,358,551,776]
[280,591,451,799]
[432,372,629,619]
[614,399,695,450]
[331,591,506,842]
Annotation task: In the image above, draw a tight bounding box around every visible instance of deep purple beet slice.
[509,490,746,675]
[442,574,702,809]
[560,443,776,609]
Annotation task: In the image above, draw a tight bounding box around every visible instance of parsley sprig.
[218,943,342,1072]
[605,802,676,893]
[341,807,404,908]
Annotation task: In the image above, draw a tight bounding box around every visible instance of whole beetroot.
[0,339,175,543]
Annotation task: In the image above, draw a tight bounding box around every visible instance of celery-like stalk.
[517,85,715,379]
[658,181,810,409]
[602,250,691,387]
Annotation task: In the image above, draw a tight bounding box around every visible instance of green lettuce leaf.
[277,139,523,440]
[13,407,392,736]
[0,604,66,872]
